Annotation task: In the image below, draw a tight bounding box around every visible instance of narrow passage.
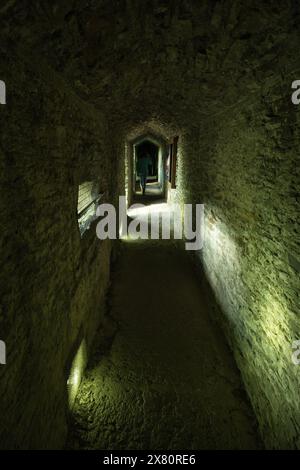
[68,239,262,450]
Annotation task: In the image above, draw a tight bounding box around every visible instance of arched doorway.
[126,133,168,207]
[134,139,160,195]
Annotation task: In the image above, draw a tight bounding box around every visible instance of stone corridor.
[67,237,261,450]
[1,0,300,451]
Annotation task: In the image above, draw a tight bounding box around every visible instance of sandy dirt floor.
[67,236,262,450]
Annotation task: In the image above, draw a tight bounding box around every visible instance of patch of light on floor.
[127,202,170,218]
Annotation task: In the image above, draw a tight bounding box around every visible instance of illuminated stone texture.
[0,0,299,449]
[68,240,261,450]
[0,48,113,448]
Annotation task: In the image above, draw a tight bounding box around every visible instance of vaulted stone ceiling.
[2,0,299,129]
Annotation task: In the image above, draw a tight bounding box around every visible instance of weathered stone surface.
[0,48,114,449]
[67,240,262,450]
[0,0,299,450]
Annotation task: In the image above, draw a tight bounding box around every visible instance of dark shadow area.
[136,140,159,181]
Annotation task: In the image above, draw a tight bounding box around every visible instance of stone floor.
[134,181,164,199]
[67,233,262,450]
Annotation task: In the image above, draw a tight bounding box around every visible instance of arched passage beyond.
[134,140,160,195]
[136,140,158,179]
[126,131,169,207]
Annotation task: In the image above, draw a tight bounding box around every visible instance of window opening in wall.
[170,136,178,189]
[168,143,173,183]
[0,80,6,105]
[77,181,103,236]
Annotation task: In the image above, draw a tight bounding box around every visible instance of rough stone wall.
[0,47,114,449]
[175,75,300,448]
[1,0,300,450]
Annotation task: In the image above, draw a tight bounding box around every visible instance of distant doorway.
[125,132,168,208]
[133,139,164,199]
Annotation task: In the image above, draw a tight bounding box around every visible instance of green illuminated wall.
[174,80,300,448]
[0,48,114,449]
